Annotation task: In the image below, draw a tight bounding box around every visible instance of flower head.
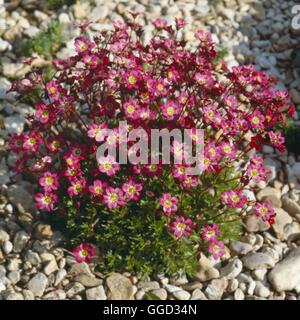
[72,243,95,263]
[169,216,193,239]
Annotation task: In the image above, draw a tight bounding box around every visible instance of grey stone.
[230,240,253,255]
[106,273,134,300]
[220,258,243,279]
[268,247,300,292]
[13,231,30,253]
[242,253,275,270]
[204,278,228,300]
[28,273,48,297]
[172,290,191,300]
[86,285,107,300]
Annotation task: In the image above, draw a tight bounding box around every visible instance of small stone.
[7,258,21,271]
[25,250,41,265]
[2,241,13,254]
[244,214,270,233]
[0,229,10,243]
[86,285,107,300]
[88,5,108,22]
[204,278,228,300]
[106,273,134,300]
[191,288,207,300]
[246,281,255,296]
[234,288,245,300]
[272,208,293,240]
[194,253,220,281]
[4,115,25,134]
[8,270,20,284]
[5,292,24,300]
[69,262,93,277]
[13,231,30,253]
[282,196,300,216]
[149,288,167,300]
[137,281,160,292]
[43,290,66,300]
[43,260,58,276]
[28,273,48,297]
[66,282,85,298]
[256,187,282,208]
[255,283,270,298]
[230,240,253,255]
[34,224,53,240]
[227,279,239,293]
[252,269,267,281]
[220,258,243,279]
[172,290,191,300]
[55,269,67,286]
[23,290,35,300]
[242,253,275,270]
[74,274,102,288]
[268,247,300,292]
[58,13,70,25]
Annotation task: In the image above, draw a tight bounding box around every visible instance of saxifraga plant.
[9,17,293,276]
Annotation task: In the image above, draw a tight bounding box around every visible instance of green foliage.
[214,46,229,64]
[52,166,242,277]
[21,21,65,59]
[283,126,300,156]
[43,0,76,10]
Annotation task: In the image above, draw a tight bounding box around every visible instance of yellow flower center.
[166,107,174,116]
[45,177,54,185]
[104,163,112,170]
[109,193,118,202]
[128,76,137,84]
[128,186,136,195]
[127,104,135,114]
[177,223,186,231]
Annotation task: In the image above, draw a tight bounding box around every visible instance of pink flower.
[23,132,42,152]
[35,192,58,212]
[88,123,107,142]
[219,142,237,160]
[35,102,52,124]
[89,180,107,198]
[74,37,94,53]
[68,178,87,196]
[123,99,140,119]
[248,111,265,129]
[46,79,63,101]
[221,190,247,208]
[194,29,212,43]
[268,131,285,152]
[161,100,180,121]
[98,155,120,176]
[8,133,24,153]
[72,243,95,263]
[39,171,59,192]
[124,70,140,89]
[64,153,80,167]
[169,216,193,239]
[46,136,64,153]
[200,224,220,242]
[208,240,225,259]
[103,187,125,210]
[182,176,199,189]
[159,193,178,216]
[254,200,276,225]
[173,164,188,182]
[122,179,143,201]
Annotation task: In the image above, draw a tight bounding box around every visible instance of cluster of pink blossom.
[8,16,292,263]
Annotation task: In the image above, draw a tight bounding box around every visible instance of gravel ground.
[1,0,300,300]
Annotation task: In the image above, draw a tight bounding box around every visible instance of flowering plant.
[9,16,292,275]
